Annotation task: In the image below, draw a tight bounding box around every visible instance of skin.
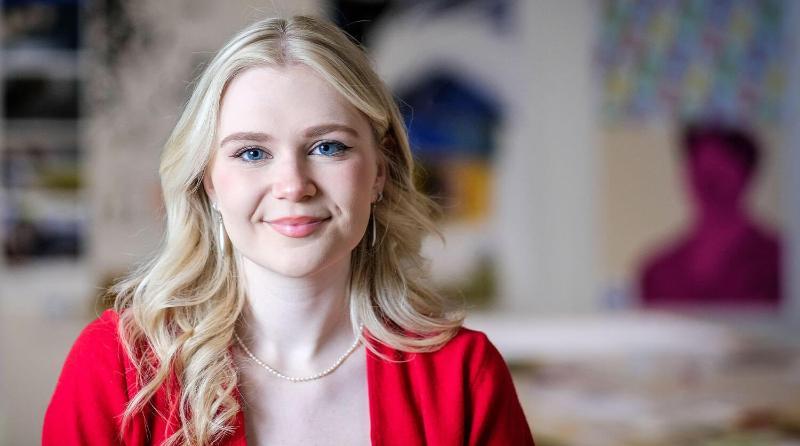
[203,64,385,445]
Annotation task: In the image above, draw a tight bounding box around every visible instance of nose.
[271,155,317,201]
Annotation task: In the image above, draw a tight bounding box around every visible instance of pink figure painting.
[639,123,782,309]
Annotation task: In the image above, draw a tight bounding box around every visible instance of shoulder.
[431,327,502,371]
[641,240,688,274]
[371,326,508,386]
[57,309,129,378]
[746,223,781,254]
[366,327,535,444]
[68,309,123,359]
[43,309,134,444]
[443,327,512,387]
[50,308,128,389]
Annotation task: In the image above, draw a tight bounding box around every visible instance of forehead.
[218,64,369,136]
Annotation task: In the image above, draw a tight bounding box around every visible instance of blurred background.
[2,0,800,444]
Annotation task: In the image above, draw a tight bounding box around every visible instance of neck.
[693,205,748,233]
[236,254,357,375]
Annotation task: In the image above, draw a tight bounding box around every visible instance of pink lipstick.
[267,216,329,238]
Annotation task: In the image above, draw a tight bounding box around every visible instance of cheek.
[319,160,375,233]
[210,163,260,215]
[210,167,234,202]
[336,158,376,205]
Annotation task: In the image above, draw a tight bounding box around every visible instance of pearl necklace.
[233,328,364,383]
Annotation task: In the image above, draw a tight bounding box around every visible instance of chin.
[243,251,346,279]
[261,257,323,278]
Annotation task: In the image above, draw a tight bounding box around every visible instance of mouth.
[265,216,331,238]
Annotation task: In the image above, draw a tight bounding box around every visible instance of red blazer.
[43,310,535,445]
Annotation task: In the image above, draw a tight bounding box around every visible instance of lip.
[266,216,330,238]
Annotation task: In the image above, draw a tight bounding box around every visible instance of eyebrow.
[219,123,360,147]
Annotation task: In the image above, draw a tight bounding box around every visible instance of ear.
[373,156,387,201]
[202,171,216,205]
[374,132,394,200]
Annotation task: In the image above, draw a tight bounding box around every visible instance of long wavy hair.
[112,15,464,446]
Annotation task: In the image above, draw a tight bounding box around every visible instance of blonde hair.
[113,15,464,446]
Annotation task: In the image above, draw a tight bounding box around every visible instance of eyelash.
[230,140,353,162]
[310,140,353,157]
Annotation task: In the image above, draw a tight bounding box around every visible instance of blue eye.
[311,141,351,157]
[235,147,269,162]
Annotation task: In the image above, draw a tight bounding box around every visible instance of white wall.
[497,0,599,313]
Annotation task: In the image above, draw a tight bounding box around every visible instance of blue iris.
[240,148,268,161]
[312,141,350,157]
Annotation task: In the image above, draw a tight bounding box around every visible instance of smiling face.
[204,64,385,278]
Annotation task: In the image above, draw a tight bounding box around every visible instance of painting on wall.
[595,0,788,312]
[398,70,502,307]
[399,71,500,223]
[596,0,788,125]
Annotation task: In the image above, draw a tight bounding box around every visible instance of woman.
[43,16,534,445]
